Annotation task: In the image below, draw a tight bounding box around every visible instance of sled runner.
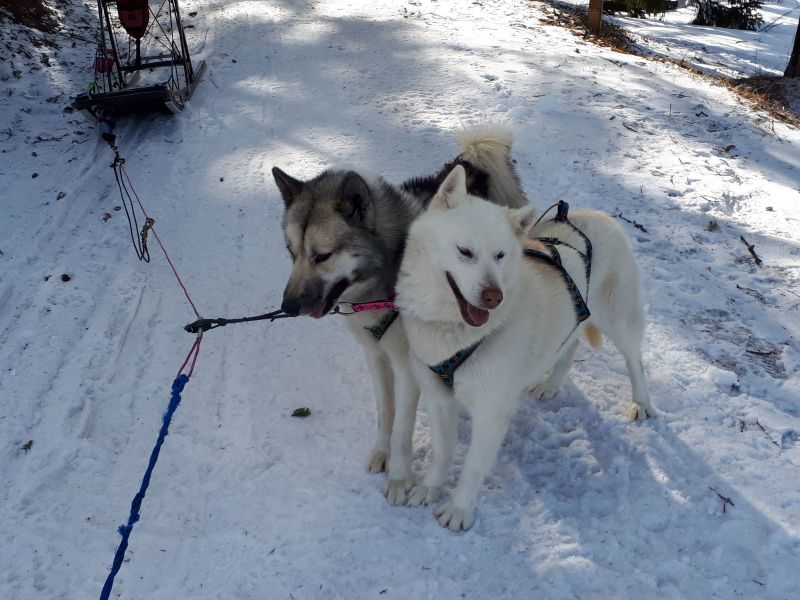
[73,0,204,117]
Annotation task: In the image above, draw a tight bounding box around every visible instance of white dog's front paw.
[407,484,442,507]
[526,379,561,401]
[384,478,412,506]
[434,501,475,531]
[366,449,389,473]
[626,402,657,420]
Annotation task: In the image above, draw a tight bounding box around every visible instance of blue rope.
[99,374,189,600]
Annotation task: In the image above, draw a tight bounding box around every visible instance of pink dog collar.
[350,300,399,313]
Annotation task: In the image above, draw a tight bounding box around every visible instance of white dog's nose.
[480,285,503,309]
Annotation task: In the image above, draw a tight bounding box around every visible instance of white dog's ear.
[430,165,467,210]
[507,204,538,238]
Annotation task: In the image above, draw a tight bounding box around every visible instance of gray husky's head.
[272,167,391,317]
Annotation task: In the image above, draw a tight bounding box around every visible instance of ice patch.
[705,365,738,389]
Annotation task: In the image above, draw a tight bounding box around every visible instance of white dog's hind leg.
[385,363,419,505]
[622,351,655,420]
[597,298,656,420]
[436,402,514,531]
[407,386,458,507]
[611,323,655,420]
[590,263,656,420]
[526,339,579,400]
[364,351,395,472]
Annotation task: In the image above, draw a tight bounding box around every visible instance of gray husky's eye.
[287,246,295,260]
[458,246,474,259]
[314,252,332,264]
[495,251,505,261]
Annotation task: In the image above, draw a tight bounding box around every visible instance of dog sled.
[73,0,204,117]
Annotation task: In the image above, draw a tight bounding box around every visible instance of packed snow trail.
[1,1,799,599]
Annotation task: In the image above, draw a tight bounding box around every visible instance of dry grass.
[534,0,800,128]
[731,76,800,127]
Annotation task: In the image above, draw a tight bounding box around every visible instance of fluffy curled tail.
[457,125,528,208]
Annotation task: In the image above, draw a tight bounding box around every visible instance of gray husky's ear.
[507,204,538,239]
[272,167,304,208]
[337,171,375,228]
[430,165,467,210]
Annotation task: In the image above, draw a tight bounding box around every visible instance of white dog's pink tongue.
[466,302,489,326]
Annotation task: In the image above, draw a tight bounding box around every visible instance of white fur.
[338,127,528,505]
[396,166,655,531]
[341,307,419,505]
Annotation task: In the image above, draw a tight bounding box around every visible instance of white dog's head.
[397,165,537,328]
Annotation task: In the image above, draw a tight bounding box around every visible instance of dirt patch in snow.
[535,0,636,54]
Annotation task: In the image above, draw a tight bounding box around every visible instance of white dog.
[395,165,655,531]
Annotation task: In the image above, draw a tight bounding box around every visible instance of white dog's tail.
[457,125,528,208]
[583,324,603,349]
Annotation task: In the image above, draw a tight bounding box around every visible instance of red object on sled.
[117,0,149,39]
[94,49,116,73]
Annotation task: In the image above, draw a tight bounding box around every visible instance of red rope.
[177,334,203,378]
[106,144,204,380]
[117,157,201,319]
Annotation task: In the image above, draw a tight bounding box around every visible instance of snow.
[560,0,800,78]
[1,0,799,598]
[622,2,800,76]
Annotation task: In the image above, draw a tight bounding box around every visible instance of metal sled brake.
[73,0,204,116]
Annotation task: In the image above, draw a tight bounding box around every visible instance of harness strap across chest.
[429,339,483,388]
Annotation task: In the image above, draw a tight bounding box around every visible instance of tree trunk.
[786,17,800,78]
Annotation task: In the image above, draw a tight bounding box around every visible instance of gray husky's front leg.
[363,351,395,473]
[385,360,419,505]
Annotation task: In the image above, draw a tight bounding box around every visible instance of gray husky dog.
[271,126,527,502]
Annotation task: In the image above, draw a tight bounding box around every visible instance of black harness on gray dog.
[428,200,592,389]
[365,310,400,341]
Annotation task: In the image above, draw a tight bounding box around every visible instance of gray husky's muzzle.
[281,277,324,316]
[281,277,350,317]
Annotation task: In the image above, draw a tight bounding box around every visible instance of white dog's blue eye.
[495,251,505,261]
[458,246,474,259]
